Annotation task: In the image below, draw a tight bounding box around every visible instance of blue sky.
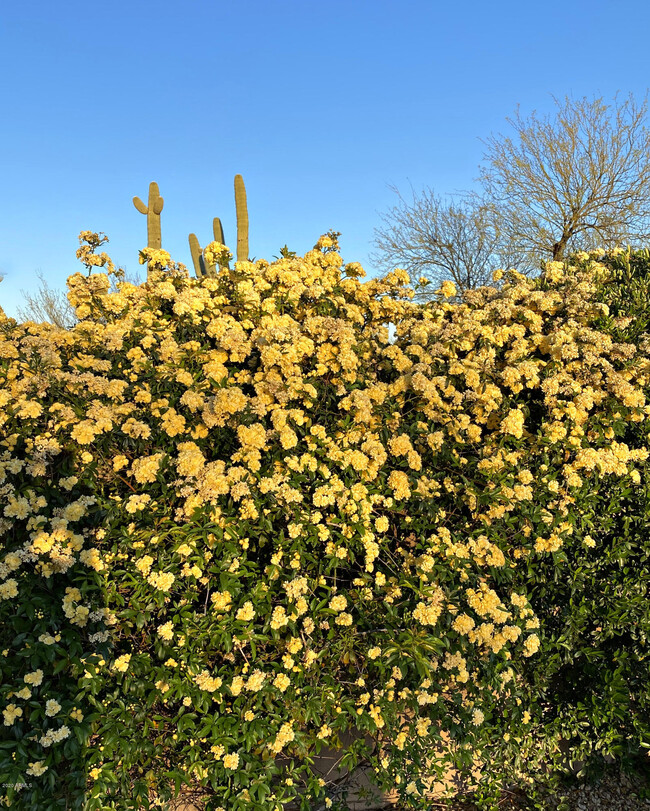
[1,0,649,318]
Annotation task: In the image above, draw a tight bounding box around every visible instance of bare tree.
[374,93,650,295]
[17,268,143,328]
[480,93,650,261]
[17,271,77,328]
[372,187,532,297]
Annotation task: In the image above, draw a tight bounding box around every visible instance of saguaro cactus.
[133,182,164,250]
[234,174,249,262]
[189,218,226,279]
[188,174,250,279]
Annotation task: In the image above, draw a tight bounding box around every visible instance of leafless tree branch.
[479,93,650,261]
[371,187,535,298]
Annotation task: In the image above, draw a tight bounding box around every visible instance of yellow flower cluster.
[113,654,131,673]
[147,571,175,592]
[194,671,222,692]
[270,721,295,754]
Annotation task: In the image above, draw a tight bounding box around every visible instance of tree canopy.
[374,93,650,294]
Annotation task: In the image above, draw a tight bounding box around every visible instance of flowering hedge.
[0,233,649,810]
[512,248,650,787]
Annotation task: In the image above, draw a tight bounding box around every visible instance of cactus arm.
[234,174,249,262]
[189,233,203,278]
[213,217,225,245]
[153,197,164,215]
[133,196,148,215]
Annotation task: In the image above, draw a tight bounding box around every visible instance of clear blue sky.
[1,0,649,318]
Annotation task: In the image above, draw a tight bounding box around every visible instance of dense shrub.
[511,249,650,781]
[0,235,649,810]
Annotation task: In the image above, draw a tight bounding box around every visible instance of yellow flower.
[113,654,131,673]
[270,722,295,753]
[130,453,163,484]
[0,579,18,600]
[416,717,431,737]
[203,241,233,266]
[501,408,525,439]
[387,470,411,500]
[194,671,223,692]
[176,442,205,477]
[245,669,266,692]
[523,634,540,657]
[3,704,23,725]
[452,614,475,635]
[112,455,129,471]
[26,761,48,776]
[413,601,442,626]
[395,731,408,750]
[273,673,291,692]
[71,421,97,444]
[147,571,175,592]
[236,601,256,621]
[45,699,62,716]
[175,543,193,557]
[79,548,104,571]
[157,621,174,641]
[270,606,289,630]
[374,515,389,533]
[439,280,457,298]
[211,590,232,612]
[135,555,154,576]
[328,595,347,612]
[125,493,152,513]
[222,752,239,770]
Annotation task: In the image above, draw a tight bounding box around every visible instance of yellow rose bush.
[509,248,650,792]
[1,231,650,809]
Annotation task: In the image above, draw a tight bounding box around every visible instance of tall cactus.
[188,174,250,279]
[133,182,164,248]
[133,183,164,277]
[234,174,249,262]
